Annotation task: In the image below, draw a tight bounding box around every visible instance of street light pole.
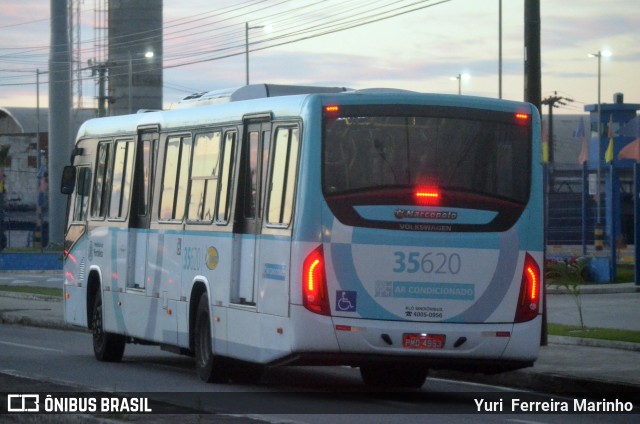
[128,51,132,114]
[588,50,610,226]
[499,0,502,99]
[450,73,469,95]
[450,74,462,95]
[596,51,602,226]
[246,22,269,86]
[245,22,250,86]
[128,50,154,114]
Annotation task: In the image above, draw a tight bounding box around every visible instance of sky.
[0,0,638,115]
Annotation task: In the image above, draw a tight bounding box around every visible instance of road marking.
[507,420,549,424]
[0,341,64,353]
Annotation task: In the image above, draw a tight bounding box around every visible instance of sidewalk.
[0,277,639,398]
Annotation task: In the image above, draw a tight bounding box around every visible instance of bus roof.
[177,84,351,108]
[75,86,537,141]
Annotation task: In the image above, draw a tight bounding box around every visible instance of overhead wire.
[0,0,448,89]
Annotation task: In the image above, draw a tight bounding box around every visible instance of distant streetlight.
[128,50,155,113]
[587,49,611,225]
[450,73,470,95]
[498,0,502,98]
[245,22,272,86]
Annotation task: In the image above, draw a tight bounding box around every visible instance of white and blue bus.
[61,84,543,387]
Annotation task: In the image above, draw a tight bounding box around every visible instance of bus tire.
[92,291,126,362]
[194,292,229,383]
[360,364,427,389]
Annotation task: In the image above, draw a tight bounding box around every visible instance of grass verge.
[0,285,62,298]
[548,323,640,344]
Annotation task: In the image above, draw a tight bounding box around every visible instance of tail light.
[302,245,330,316]
[515,253,541,323]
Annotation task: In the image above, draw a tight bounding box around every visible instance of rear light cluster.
[515,252,541,323]
[302,245,330,316]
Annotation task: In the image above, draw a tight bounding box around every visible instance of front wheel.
[92,291,126,362]
[360,364,428,389]
[194,292,229,383]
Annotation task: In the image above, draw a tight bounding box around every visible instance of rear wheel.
[92,291,126,362]
[194,292,229,383]
[360,364,428,389]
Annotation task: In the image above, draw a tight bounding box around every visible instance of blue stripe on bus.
[385,281,475,301]
[445,227,520,323]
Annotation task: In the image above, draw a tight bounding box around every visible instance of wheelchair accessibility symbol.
[336,290,357,312]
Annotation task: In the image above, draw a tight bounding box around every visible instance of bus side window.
[160,134,192,221]
[108,140,135,219]
[188,131,221,222]
[216,131,236,223]
[91,141,112,218]
[267,126,299,226]
[73,167,92,222]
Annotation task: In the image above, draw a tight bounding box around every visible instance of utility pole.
[542,92,574,164]
[524,0,541,113]
[49,0,72,246]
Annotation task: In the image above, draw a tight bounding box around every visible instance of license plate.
[402,333,445,350]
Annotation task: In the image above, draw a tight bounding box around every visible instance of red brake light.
[302,245,330,316]
[515,113,529,121]
[415,186,440,205]
[515,252,541,323]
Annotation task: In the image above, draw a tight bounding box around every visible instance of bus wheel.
[360,364,427,389]
[194,293,229,383]
[92,291,125,362]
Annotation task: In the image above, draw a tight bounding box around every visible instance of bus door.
[126,128,157,291]
[232,118,271,305]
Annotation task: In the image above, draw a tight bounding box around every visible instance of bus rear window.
[323,110,531,205]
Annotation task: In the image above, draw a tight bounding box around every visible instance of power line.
[0,0,450,89]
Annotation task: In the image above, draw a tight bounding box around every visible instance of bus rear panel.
[287,96,542,374]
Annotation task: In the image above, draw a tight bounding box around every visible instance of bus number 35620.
[393,251,462,275]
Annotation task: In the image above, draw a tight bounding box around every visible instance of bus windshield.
[323,110,531,204]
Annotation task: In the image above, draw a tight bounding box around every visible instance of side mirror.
[60,166,76,195]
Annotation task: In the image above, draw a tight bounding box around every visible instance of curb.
[0,291,84,333]
[0,314,79,332]
[0,291,62,302]
[549,335,640,352]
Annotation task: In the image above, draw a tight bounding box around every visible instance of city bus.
[61,84,543,387]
